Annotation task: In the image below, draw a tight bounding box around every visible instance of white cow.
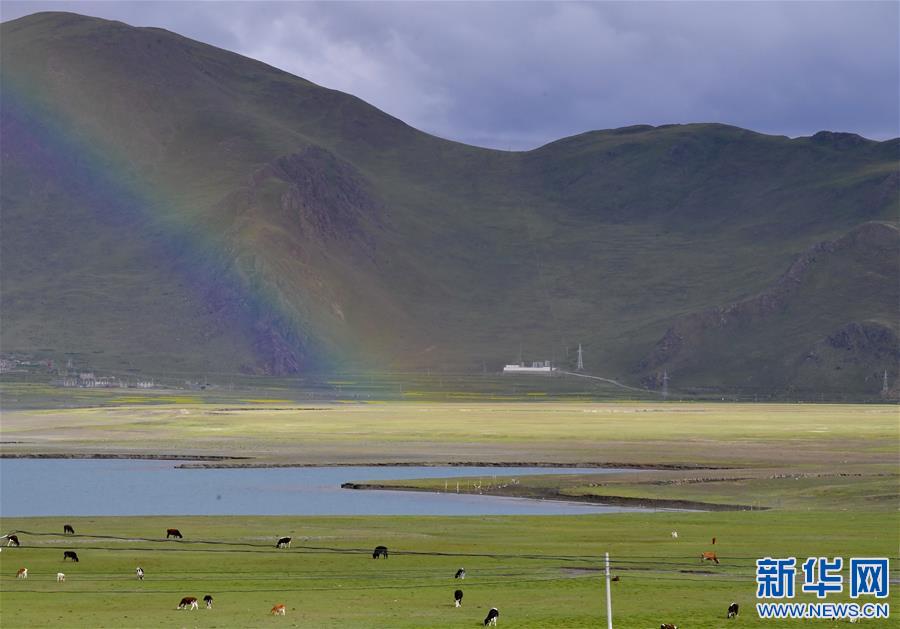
[57,573,66,582]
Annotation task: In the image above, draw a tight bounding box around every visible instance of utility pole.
[604,551,613,629]
[882,370,889,395]
[576,344,584,372]
[662,370,669,400]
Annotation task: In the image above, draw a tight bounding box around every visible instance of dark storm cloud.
[2,1,897,149]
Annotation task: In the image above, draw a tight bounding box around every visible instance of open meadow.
[1,400,898,627]
[1,512,897,628]
[3,401,897,468]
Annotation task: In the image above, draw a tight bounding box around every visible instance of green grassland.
[0,513,897,628]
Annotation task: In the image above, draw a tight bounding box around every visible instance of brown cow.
[701,551,719,564]
[16,567,27,579]
[270,604,286,616]
[660,624,678,629]
[177,596,198,610]
[166,528,183,539]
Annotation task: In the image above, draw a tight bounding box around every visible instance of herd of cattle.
[4,527,505,625]
[5,526,743,625]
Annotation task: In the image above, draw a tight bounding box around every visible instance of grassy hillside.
[1,12,897,396]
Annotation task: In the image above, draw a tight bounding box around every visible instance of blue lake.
[0,459,657,516]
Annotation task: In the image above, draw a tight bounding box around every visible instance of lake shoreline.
[340,481,756,511]
[0,452,247,461]
[0,452,723,470]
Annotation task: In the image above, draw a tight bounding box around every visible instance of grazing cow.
[660,624,678,629]
[7,534,20,547]
[63,551,79,562]
[57,573,66,582]
[276,536,292,549]
[611,575,620,582]
[700,551,719,565]
[63,524,75,535]
[177,596,199,610]
[136,567,144,580]
[454,589,463,607]
[671,531,678,539]
[727,602,739,618]
[483,607,499,627]
[712,537,717,545]
[270,604,286,616]
[166,528,183,539]
[203,595,214,609]
[372,545,388,559]
[455,568,466,579]
[16,568,27,579]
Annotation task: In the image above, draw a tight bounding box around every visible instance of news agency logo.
[755,557,890,620]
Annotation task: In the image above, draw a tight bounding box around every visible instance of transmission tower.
[576,344,584,371]
[662,369,669,400]
[882,370,889,395]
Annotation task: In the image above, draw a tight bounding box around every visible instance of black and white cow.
[6,534,20,547]
[203,595,214,609]
[454,589,463,607]
[372,545,388,559]
[276,537,292,549]
[63,551,79,562]
[136,567,144,580]
[454,568,466,579]
[483,607,499,627]
[727,602,739,618]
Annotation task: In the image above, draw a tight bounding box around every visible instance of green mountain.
[1,12,897,397]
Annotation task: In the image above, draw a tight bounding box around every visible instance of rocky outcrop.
[249,316,304,375]
[792,322,899,397]
[640,222,899,391]
[252,146,382,249]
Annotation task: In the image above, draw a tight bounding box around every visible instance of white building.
[502,360,556,374]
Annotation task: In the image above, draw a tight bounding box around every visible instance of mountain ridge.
[1,11,897,397]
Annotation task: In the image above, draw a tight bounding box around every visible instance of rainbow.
[1,65,332,374]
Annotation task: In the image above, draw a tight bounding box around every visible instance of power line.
[12,531,898,563]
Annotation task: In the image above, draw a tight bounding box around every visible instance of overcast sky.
[2,1,898,149]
